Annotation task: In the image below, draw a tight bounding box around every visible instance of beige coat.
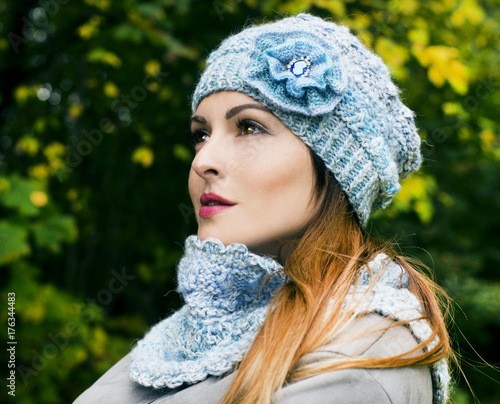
[73,314,432,403]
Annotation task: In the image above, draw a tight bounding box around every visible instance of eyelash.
[187,119,268,146]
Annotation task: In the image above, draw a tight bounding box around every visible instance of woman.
[74,13,451,404]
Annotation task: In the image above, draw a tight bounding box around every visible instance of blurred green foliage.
[0,0,499,402]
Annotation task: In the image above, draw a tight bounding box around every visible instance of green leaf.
[0,174,41,216]
[135,4,166,21]
[113,24,144,43]
[31,215,78,253]
[86,47,122,68]
[0,221,30,265]
[173,143,192,163]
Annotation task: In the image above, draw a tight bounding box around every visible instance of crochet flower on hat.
[242,32,347,116]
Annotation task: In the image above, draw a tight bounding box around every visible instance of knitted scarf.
[129,235,285,388]
[129,235,449,403]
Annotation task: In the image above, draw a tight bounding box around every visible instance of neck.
[242,236,302,266]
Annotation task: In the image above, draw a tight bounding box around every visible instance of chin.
[198,228,228,244]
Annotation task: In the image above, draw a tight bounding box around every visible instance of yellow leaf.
[442,0,459,10]
[14,85,36,105]
[447,60,469,95]
[44,142,66,159]
[103,81,119,98]
[103,53,122,68]
[480,129,495,149]
[442,102,461,116]
[84,0,111,11]
[458,127,471,141]
[451,0,485,27]
[428,64,445,87]
[29,164,50,180]
[78,24,95,40]
[312,0,346,17]
[132,146,154,168]
[278,0,311,14]
[144,60,161,77]
[0,38,8,50]
[68,104,84,120]
[414,200,433,224]
[16,136,40,156]
[67,189,78,200]
[408,26,429,46]
[87,48,122,68]
[44,142,67,175]
[392,174,437,224]
[428,0,452,14]
[389,0,419,15]
[30,191,48,207]
[413,46,468,93]
[78,16,104,40]
[0,178,10,194]
[89,327,107,356]
[23,304,45,324]
[375,37,410,79]
[353,13,371,29]
[413,45,457,67]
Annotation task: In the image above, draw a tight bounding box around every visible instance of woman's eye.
[187,120,268,147]
[187,130,209,146]
[236,119,267,136]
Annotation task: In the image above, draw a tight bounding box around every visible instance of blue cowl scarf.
[129,235,285,388]
[129,235,449,403]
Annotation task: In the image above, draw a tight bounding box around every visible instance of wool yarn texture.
[129,235,286,388]
[129,236,449,403]
[191,13,422,226]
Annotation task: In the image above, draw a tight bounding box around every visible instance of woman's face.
[188,91,321,257]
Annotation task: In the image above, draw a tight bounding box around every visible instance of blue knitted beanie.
[191,13,422,226]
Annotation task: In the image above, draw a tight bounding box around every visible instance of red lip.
[200,193,235,207]
[199,193,236,218]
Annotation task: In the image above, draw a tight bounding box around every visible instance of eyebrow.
[190,103,273,124]
[225,104,273,120]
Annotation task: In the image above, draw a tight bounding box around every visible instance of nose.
[190,134,227,181]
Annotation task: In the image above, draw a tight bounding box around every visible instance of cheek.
[248,142,315,214]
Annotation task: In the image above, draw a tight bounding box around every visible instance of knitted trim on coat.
[348,253,450,403]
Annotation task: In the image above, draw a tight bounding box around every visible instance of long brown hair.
[221,148,452,404]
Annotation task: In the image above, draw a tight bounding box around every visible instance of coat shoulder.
[277,313,433,404]
[73,314,433,404]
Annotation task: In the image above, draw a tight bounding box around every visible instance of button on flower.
[242,33,347,116]
[287,56,311,78]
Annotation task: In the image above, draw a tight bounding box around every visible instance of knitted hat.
[191,13,421,226]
